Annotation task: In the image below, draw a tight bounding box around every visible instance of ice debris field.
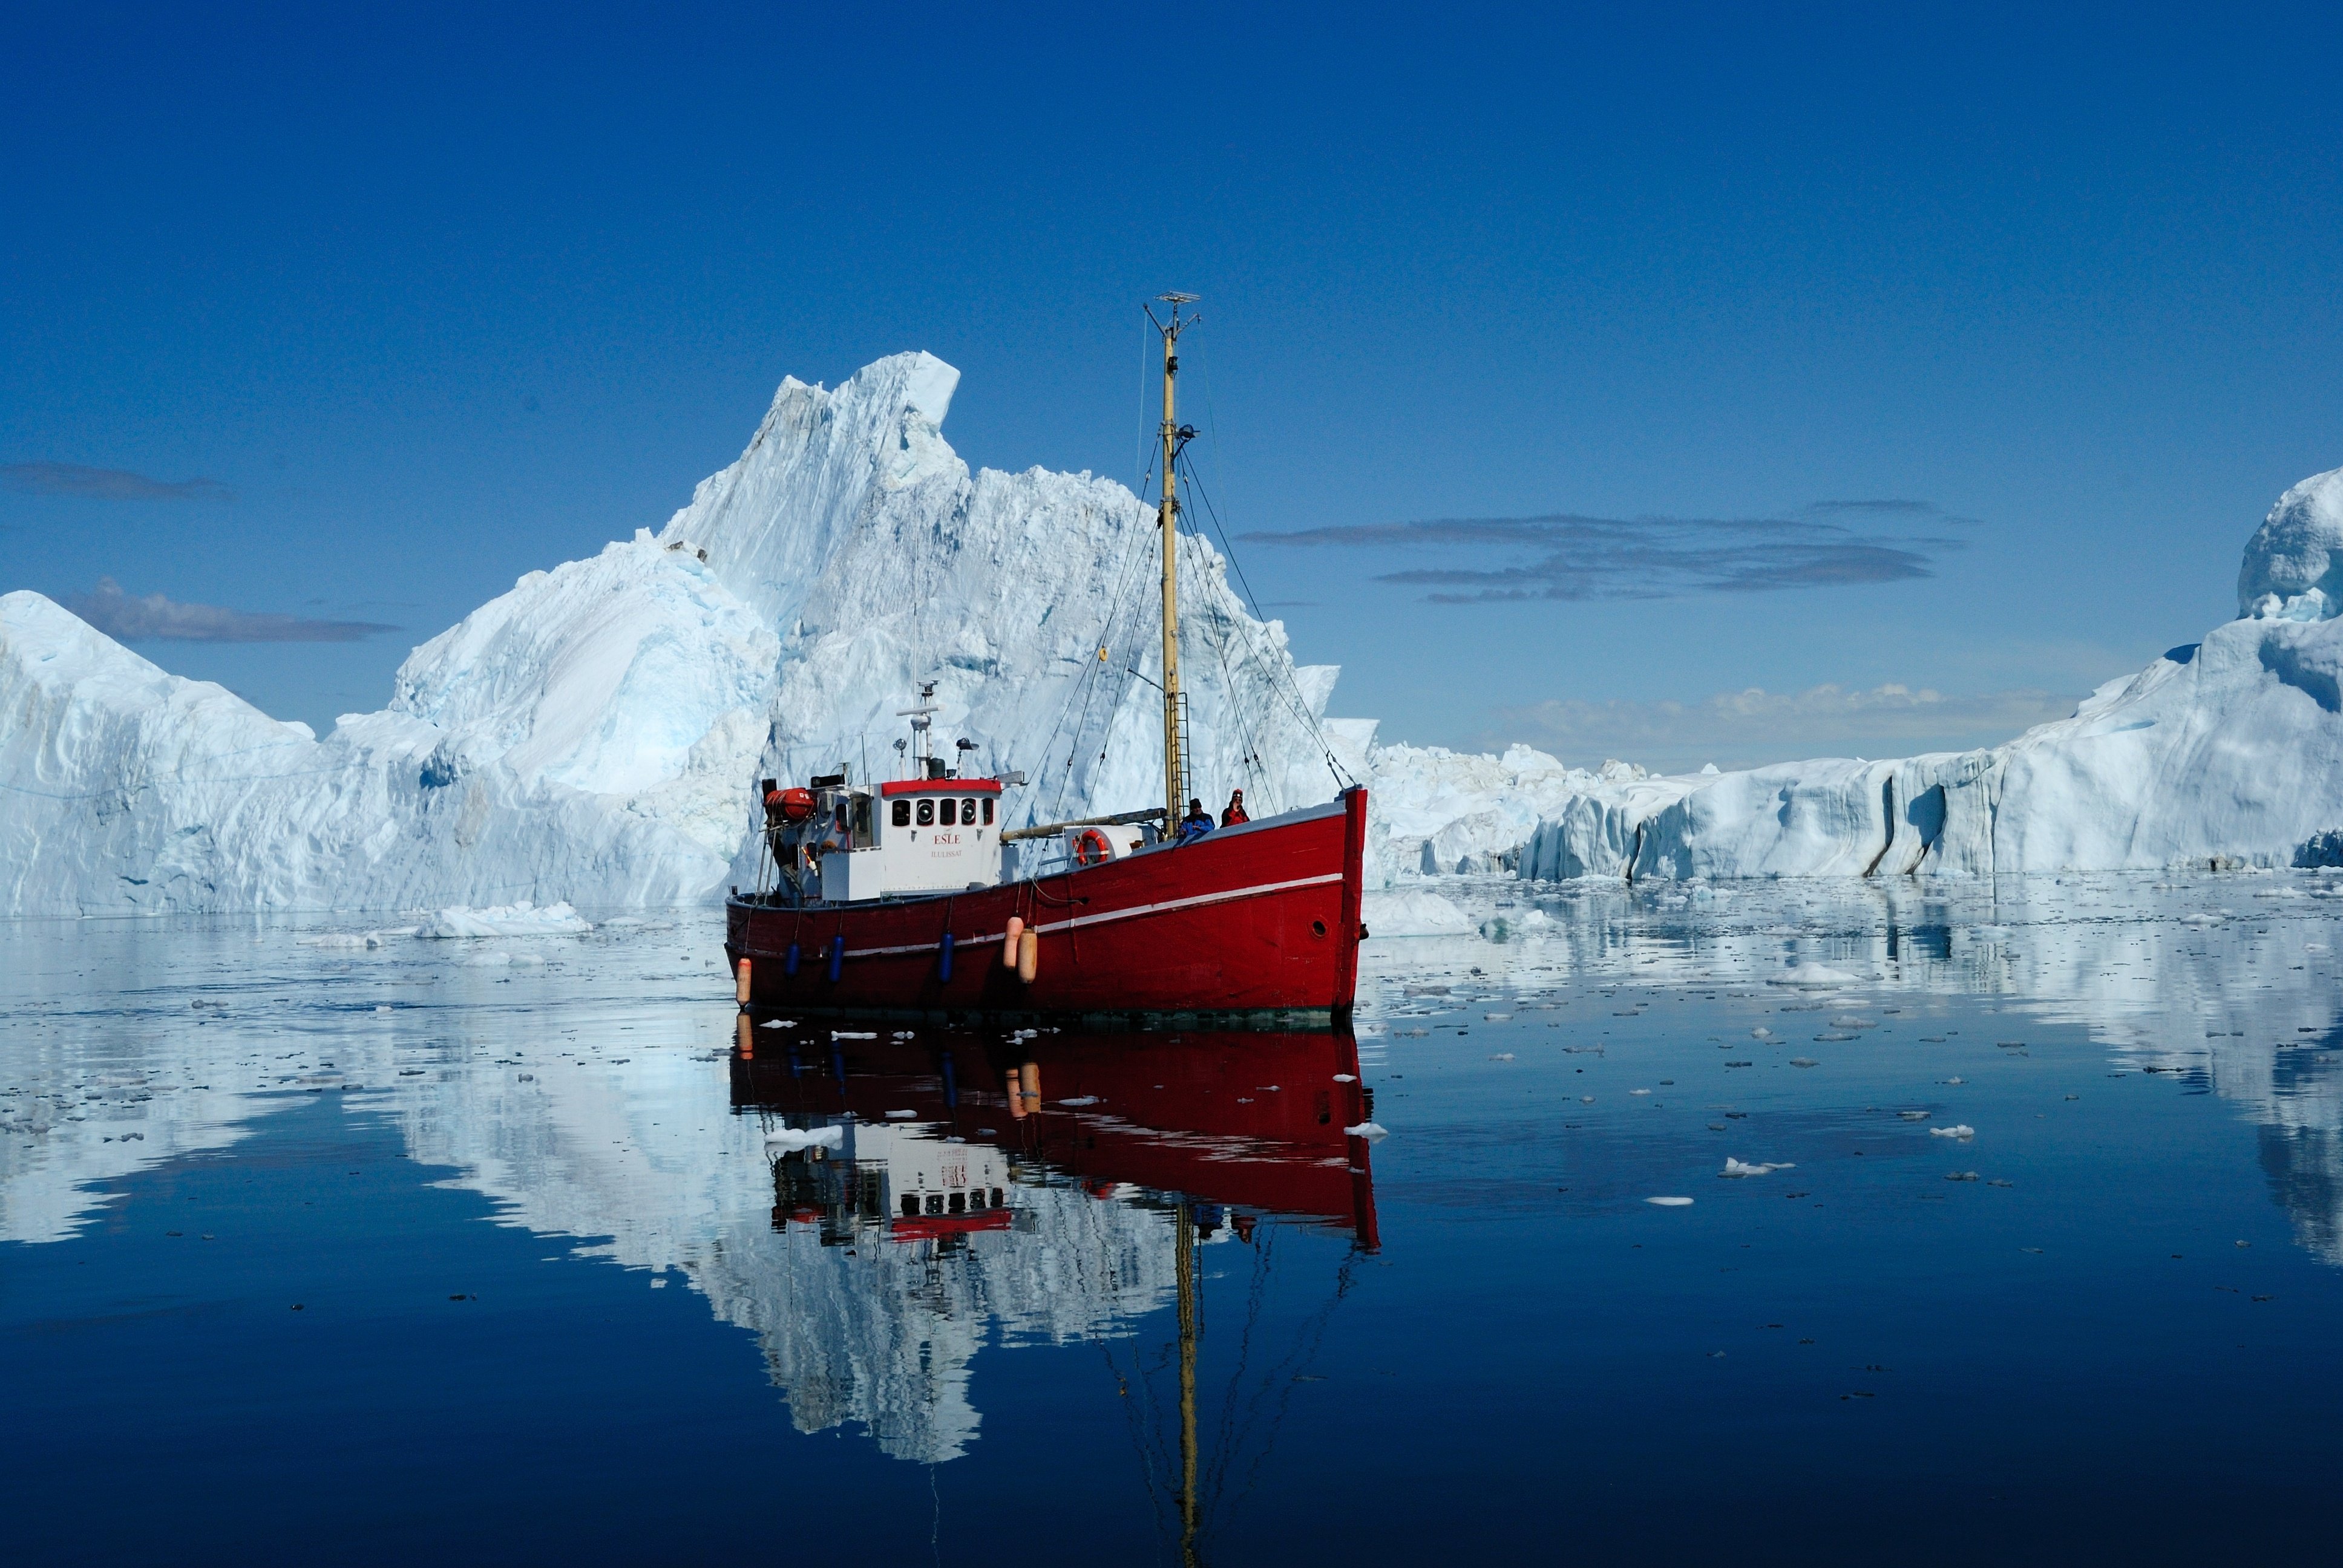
[5,351,2343,915]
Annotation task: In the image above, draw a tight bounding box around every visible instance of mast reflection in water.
[726,1015,1377,1515]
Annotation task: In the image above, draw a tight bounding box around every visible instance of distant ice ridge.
[0,351,1354,915]
[1371,462,2343,883]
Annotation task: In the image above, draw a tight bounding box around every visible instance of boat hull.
[726,787,1367,1021]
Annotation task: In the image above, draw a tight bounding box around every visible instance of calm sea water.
[7,873,2343,1564]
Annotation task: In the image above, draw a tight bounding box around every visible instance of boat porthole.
[1311,920,1327,938]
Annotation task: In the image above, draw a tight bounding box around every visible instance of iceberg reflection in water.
[8,874,2343,1561]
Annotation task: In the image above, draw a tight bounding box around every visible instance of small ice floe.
[1058,1096,1099,1106]
[831,1030,877,1040]
[757,1018,790,1028]
[1898,1110,1930,1121]
[1630,1088,1651,1096]
[1581,1095,1595,1103]
[1720,1158,1795,1178]
[1828,1016,1876,1030]
[1789,1057,1820,1068]
[461,951,514,967]
[1645,1196,1695,1207]
[883,1109,919,1119]
[1945,1171,1980,1181]
[1333,1073,1357,1083]
[1930,1124,1976,1138]
[1941,1076,1965,1085]
[1750,1027,1772,1040]
[422,900,592,938]
[1488,1053,1515,1062]
[1772,963,1864,989]
[301,932,383,950]
[1343,1120,1389,1141]
[1484,1013,1513,1022]
[764,1125,844,1152]
[1812,1033,1858,1042]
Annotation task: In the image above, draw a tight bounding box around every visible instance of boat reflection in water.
[728,1013,1377,1546]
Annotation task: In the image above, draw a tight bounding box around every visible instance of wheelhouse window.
[891,800,911,828]
[960,798,975,824]
[916,799,934,826]
[981,799,994,825]
[850,795,873,848]
[939,799,957,827]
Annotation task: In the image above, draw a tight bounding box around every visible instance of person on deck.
[1176,797,1215,843]
[1221,789,1250,827]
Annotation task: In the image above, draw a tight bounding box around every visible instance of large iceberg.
[8,350,2342,910]
[0,353,1354,916]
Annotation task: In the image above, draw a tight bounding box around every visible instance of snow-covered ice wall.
[0,353,1353,915]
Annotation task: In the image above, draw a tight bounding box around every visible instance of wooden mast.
[1150,293,1198,829]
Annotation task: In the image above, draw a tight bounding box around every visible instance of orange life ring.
[1073,828,1113,867]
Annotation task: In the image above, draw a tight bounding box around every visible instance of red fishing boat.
[724,295,1368,1023]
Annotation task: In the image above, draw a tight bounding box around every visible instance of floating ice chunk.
[1930,1124,1976,1138]
[1484,1012,1513,1021]
[1344,1121,1389,1140]
[423,901,592,938]
[1488,1053,1515,1061]
[764,1125,844,1152]
[1827,1016,1876,1029]
[1789,1057,1820,1068]
[1332,1073,1357,1083]
[831,1030,876,1040]
[1362,890,1473,935]
[1058,1096,1099,1106]
[1630,1088,1651,1096]
[1720,1158,1795,1177]
[883,1109,919,1120]
[1645,1196,1694,1207]
[1750,1027,1773,1039]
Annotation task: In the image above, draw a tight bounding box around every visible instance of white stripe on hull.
[809,871,1345,960]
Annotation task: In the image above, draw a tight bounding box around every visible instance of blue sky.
[4,2,2339,769]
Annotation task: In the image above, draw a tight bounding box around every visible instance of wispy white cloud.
[1489,681,2078,774]
[1242,506,1961,602]
[65,578,398,643]
[3,462,234,502]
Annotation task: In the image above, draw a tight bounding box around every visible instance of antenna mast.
[1147,293,1200,828]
